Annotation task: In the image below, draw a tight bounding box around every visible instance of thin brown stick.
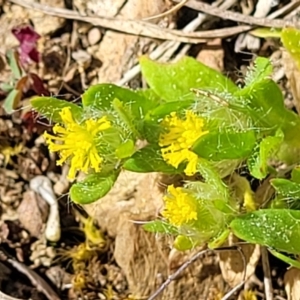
[270,1,300,19]
[261,246,274,300]
[117,13,206,86]
[0,248,60,300]
[8,0,251,44]
[143,0,189,21]
[173,0,300,29]
[221,281,245,300]
[147,249,208,300]
[147,246,246,300]
[117,0,238,86]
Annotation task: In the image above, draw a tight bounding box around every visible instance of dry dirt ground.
[0,0,300,299]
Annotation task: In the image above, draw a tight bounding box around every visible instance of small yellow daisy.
[44,107,111,179]
[159,110,208,176]
[162,185,198,226]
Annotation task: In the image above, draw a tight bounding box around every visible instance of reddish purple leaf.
[12,25,41,65]
[15,73,49,96]
[28,73,50,96]
[22,110,49,134]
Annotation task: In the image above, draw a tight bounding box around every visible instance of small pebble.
[87,27,102,46]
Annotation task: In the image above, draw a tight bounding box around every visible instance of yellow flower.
[44,107,111,179]
[159,110,208,176]
[162,185,198,226]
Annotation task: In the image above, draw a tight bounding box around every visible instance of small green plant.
[31,30,300,268]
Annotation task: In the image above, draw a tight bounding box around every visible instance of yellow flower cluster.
[162,185,198,226]
[159,110,208,176]
[44,107,111,179]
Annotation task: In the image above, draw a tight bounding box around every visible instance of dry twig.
[0,248,60,300]
[117,13,205,86]
[143,0,189,21]
[117,0,237,86]
[261,246,274,300]
[174,0,300,28]
[147,246,246,300]
[235,0,275,52]
[8,0,251,44]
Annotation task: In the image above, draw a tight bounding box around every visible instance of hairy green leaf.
[115,139,135,159]
[244,56,273,86]
[82,83,157,120]
[192,130,256,160]
[139,56,237,102]
[146,100,194,120]
[143,220,178,235]
[248,130,283,179]
[31,97,83,123]
[231,209,300,254]
[234,79,300,143]
[123,145,183,173]
[271,178,300,198]
[70,170,119,204]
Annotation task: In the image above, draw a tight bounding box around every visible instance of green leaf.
[192,130,256,160]
[271,178,300,209]
[269,250,300,269]
[135,88,161,103]
[70,170,119,204]
[270,198,288,209]
[196,158,229,199]
[248,130,283,179]
[230,209,300,254]
[143,220,178,235]
[6,50,22,79]
[270,178,300,198]
[115,139,135,159]
[146,99,194,120]
[123,145,184,173]
[244,57,273,86]
[82,83,157,120]
[31,97,83,123]
[139,56,237,102]
[208,229,230,249]
[291,167,300,184]
[281,28,300,69]
[213,200,234,214]
[138,120,161,143]
[112,98,140,138]
[234,79,283,129]
[277,143,300,164]
[174,235,194,251]
[234,79,300,141]
[250,28,282,38]
[3,89,22,114]
[0,82,13,93]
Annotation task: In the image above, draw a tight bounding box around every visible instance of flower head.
[44,107,111,179]
[159,110,208,176]
[162,185,198,226]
